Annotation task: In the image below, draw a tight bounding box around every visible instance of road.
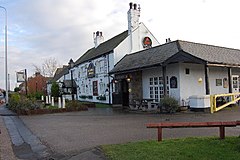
[19,107,240,159]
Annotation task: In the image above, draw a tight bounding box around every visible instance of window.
[95,61,100,73]
[185,68,190,74]
[216,79,222,86]
[149,77,167,102]
[99,81,106,95]
[100,60,104,73]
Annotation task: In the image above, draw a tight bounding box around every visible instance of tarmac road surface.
[20,107,240,159]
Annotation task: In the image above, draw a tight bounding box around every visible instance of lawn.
[102,137,240,160]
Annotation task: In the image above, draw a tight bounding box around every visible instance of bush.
[87,95,93,99]
[160,96,179,113]
[79,95,87,99]
[9,93,39,111]
[65,100,88,110]
[51,82,60,97]
[97,95,106,100]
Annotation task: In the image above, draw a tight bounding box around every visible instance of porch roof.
[109,40,240,74]
[63,80,77,88]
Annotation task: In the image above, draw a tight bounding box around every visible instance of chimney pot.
[133,3,137,10]
[129,2,133,9]
[96,31,99,36]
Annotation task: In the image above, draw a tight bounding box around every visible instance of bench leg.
[158,127,162,142]
[219,126,225,139]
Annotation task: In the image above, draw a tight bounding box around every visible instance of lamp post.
[0,6,8,105]
[68,59,74,101]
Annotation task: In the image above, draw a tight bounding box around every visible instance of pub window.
[216,79,222,86]
[99,82,106,95]
[185,68,190,74]
[149,77,166,102]
[149,78,153,85]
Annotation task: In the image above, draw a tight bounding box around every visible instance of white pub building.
[51,2,159,103]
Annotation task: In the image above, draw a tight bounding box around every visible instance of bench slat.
[146,121,237,128]
[147,120,240,142]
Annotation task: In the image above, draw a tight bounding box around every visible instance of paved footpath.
[0,105,52,160]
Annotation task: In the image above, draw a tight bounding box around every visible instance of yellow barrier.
[210,92,240,113]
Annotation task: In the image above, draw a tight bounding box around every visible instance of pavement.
[0,105,240,160]
[0,105,52,160]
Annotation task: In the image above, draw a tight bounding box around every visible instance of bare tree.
[33,57,60,77]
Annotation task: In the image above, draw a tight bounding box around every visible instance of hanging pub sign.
[87,62,95,78]
[142,37,152,48]
[16,71,25,82]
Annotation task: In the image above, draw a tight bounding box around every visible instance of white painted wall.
[75,55,111,104]
[131,23,159,53]
[166,63,181,102]
[208,67,229,94]
[179,63,205,104]
[114,23,159,65]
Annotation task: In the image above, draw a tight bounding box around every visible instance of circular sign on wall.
[142,37,152,48]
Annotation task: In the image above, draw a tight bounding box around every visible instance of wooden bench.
[146,121,240,141]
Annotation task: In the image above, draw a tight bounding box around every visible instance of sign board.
[142,37,152,48]
[87,62,95,78]
[16,72,25,82]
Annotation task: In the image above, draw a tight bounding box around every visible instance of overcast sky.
[0,0,240,90]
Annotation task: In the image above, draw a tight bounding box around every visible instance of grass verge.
[95,103,111,108]
[102,137,240,160]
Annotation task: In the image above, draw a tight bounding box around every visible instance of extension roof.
[110,40,240,74]
[50,67,69,82]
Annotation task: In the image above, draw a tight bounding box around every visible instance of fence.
[210,92,240,113]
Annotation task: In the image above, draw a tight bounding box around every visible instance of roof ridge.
[74,30,128,66]
[178,39,240,52]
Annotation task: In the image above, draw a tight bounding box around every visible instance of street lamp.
[0,6,8,105]
[68,59,74,100]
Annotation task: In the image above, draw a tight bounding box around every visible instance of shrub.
[65,100,88,110]
[51,82,60,97]
[79,95,87,99]
[9,93,39,111]
[87,95,93,99]
[97,95,106,101]
[160,96,179,113]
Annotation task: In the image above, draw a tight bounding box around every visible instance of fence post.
[210,95,214,113]
[48,95,51,104]
[51,97,54,106]
[58,97,62,108]
[46,96,48,104]
[63,97,66,108]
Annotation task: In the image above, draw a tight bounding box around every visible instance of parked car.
[0,93,5,104]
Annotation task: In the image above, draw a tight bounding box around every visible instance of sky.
[0,0,240,90]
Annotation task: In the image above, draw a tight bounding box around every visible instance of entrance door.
[232,75,239,93]
[121,79,129,106]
